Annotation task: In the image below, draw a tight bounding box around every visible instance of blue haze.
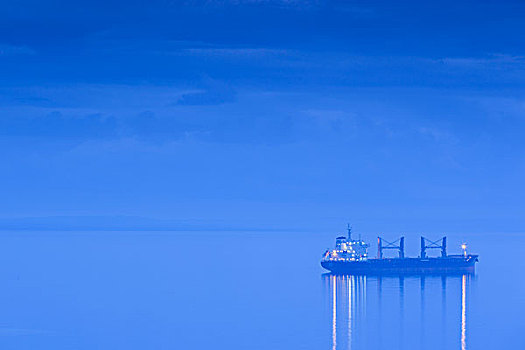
[1,1,525,349]
[1,0,525,232]
[0,230,523,349]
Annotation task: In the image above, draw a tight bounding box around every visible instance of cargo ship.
[321,226,478,274]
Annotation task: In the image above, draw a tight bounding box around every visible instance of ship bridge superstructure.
[323,226,369,262]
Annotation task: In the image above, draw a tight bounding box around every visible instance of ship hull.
[321,255,478,275]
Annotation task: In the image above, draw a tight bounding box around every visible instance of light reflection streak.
[363,276,366,318]
[332,274,337,350]
[348,276,352,350]
[461,274,467,350]
[325,274,470,350]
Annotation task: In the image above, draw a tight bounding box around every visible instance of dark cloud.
[176,89,236,106]
[0,44,35,55]
[175,79,237,106]
[11,96,54,107]
[119,110,197,141]
[0,111,118,139]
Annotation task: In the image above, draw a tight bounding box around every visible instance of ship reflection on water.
[323,274,472,350]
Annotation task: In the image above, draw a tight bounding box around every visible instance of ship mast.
[347,224,352,240]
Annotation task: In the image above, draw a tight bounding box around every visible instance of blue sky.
[1,0,524,232]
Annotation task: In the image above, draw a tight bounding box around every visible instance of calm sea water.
[0,230,523,349]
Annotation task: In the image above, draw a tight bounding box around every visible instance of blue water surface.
[0,230,522,349]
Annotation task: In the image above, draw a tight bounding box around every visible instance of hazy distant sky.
[1,0,524,233]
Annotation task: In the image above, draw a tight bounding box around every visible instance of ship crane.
[420,236,447,258]
[377,236,405,259]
